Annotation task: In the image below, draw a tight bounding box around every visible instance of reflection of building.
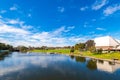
[94,36,120,50]
[97,60,120,73]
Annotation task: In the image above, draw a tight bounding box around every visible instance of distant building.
[94,36,120,50]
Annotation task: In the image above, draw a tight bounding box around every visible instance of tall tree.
[74,43,85,51]
[85,40,95,51]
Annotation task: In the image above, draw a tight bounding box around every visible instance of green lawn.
[82,51,120,60]
[31,49,70,54]
[30,49,120,60]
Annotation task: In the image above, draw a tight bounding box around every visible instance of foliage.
[74,43,85,51]
[31,49,120,60]
[70,46,74,53]
[0,42,13,51]
[17,46,28,52]
[31,49,70,54]
[89,46,96,53]
[83,51,120,60]
[95,48,103,54]
[85,40,95,51]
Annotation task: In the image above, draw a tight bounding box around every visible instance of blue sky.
[0,0,120,47]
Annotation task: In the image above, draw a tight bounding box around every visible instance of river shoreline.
[30,49,120,63]
[64,53,120,64]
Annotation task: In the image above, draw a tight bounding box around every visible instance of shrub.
[89,46,96,53]
[95,48,103,54]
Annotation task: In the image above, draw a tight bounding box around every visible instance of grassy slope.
[30,49,120,60]
[31,49,70,54]
[83,51,120,60]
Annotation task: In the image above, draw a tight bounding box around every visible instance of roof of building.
[94,36,120,47]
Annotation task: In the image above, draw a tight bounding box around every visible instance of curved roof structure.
[94,36,120,48]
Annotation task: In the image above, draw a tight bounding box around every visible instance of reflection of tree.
[98,60,104,64]
[0,52,9,61]
[70,55,74,59]
[109,61,115,65]
[75,56,86,63]
[87,59,97,70]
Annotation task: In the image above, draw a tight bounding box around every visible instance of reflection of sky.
[0,52,68,76]
[0,53,120,80]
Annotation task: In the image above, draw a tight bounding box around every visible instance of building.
[94,36,120,50]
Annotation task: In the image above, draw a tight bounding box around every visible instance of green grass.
[82,51,120,60]
[31,49,70,54]
[30,49,120,60]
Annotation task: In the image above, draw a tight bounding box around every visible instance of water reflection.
[75,56,86,63]
[0,52,68,76]
[97,60,120,73]
[0,52,120,80]
[87,59,97,70]
[73,56,120,73]
[0,52,10,61]
[70,55,74,59]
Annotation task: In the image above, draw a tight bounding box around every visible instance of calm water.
[0,52,120,80]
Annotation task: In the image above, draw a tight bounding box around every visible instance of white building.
[94,36,120,50]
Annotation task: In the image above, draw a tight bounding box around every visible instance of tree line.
[0,39,99,53]
[0,42,13,51]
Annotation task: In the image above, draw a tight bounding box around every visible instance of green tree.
[74,43,85,51]
[17,46,28,52]
[70,46,74,54]
[85,40,95,52]
[0,42,13,51]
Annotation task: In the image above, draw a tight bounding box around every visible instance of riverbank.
[30,49,120,61]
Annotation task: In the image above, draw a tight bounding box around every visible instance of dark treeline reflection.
[70,56,97,70]
[98,60,104,64]
[75,56,86,63]
[0,52,10,61]
[70,55,74,59]
[87,59,97,70]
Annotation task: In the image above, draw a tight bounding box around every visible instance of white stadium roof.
[94,36,120,47]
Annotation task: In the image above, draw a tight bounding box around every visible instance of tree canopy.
[0,42,13,51]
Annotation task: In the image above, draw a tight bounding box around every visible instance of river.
[0,52,120,80]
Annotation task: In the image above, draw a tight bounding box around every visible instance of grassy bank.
[31,49,70,54]
[30,49,120,60]
[81,51,120,60]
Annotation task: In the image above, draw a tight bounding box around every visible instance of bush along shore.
[30,49,120,62]
[29,39,120,61]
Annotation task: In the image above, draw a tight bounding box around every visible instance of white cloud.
[80,6,88,11]
[6,19,24,25]
[96,27,106,31]
[92,0,108,10]
[83,22,90,28]
[67,26,75,30]
[21,25,33,30]
[0,17,103,47]
[53,26,65,34]
[10,4,18,11]
[58,7,65,13]
[0,18,32,32]
[0,10,7,14]
[92,19,96,21]
[0,15,2,18]
[103,4,120,16]
[28,13,31,17]
[0,25,29,35]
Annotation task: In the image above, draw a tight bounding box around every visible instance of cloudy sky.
[0,0,120,47]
